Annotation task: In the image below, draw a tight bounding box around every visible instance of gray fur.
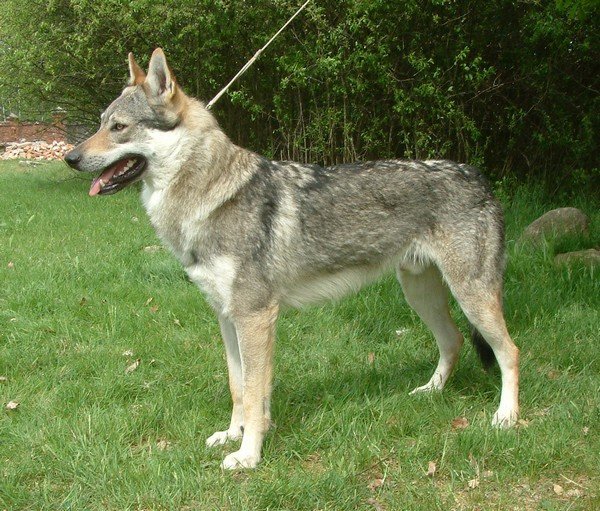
[65,49,520,469]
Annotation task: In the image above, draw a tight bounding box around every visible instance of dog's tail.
[469,325,497,370]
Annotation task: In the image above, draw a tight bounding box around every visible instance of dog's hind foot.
[409,373,445,395]
[409,382,443,395]
[206,428,242,448]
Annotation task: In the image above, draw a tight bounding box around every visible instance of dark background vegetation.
[0,0,598,192]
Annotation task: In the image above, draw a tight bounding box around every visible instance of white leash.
[206,0,311,110]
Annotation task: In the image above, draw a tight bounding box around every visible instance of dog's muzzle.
[64,149,147,196]
[64,149,82,169]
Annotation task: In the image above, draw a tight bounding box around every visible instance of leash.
[206,0,311,110]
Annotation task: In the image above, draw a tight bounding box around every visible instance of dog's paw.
[409,372,445,395]
[492,408,518,428]
[221,449,260,470]
[409,381,443,395]
[206,429,242,448]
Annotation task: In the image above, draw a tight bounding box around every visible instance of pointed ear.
[145,48,177,101]
[128,52,146,86]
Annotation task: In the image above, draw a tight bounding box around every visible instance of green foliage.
[0,0,597,189]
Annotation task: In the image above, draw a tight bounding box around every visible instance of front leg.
[221,304,278,470]
[206,315,244,447]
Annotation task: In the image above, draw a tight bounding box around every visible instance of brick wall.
[0,119,68,144]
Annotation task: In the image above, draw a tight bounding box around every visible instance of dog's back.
[189,156,505,306]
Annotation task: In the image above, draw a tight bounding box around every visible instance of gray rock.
[521,208,589,244]
[554,249,600,267]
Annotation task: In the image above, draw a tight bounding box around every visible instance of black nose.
[64,150,81,168]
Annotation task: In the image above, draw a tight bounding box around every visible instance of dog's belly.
[280,263,389,308]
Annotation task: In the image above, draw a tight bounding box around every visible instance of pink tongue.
[89,162,125,196]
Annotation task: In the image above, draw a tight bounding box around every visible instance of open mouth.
[89,156,147,196]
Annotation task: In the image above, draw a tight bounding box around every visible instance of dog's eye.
[112,123,127,131]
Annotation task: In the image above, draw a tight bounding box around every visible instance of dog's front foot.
[206,428,242,448]
[492,407,519,428]
[221,449,260,470]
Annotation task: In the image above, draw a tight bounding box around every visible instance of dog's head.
[65,48,188,196]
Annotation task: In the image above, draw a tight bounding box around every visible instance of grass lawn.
[1,160,598,510]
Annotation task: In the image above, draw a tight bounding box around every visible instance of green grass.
[1,160,598,510]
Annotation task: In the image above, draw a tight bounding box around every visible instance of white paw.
[409,381,443,395]
[221,449,260,470]
[206,429,242,448]
[492,408,518,428]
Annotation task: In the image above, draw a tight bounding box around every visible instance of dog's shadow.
[269,338,498,437]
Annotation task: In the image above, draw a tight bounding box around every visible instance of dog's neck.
[141,98,257,223]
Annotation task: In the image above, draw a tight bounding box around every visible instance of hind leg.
[397,264,464,394]
[446,280,519,427]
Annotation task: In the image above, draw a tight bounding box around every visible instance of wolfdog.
[65,48,519,469]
